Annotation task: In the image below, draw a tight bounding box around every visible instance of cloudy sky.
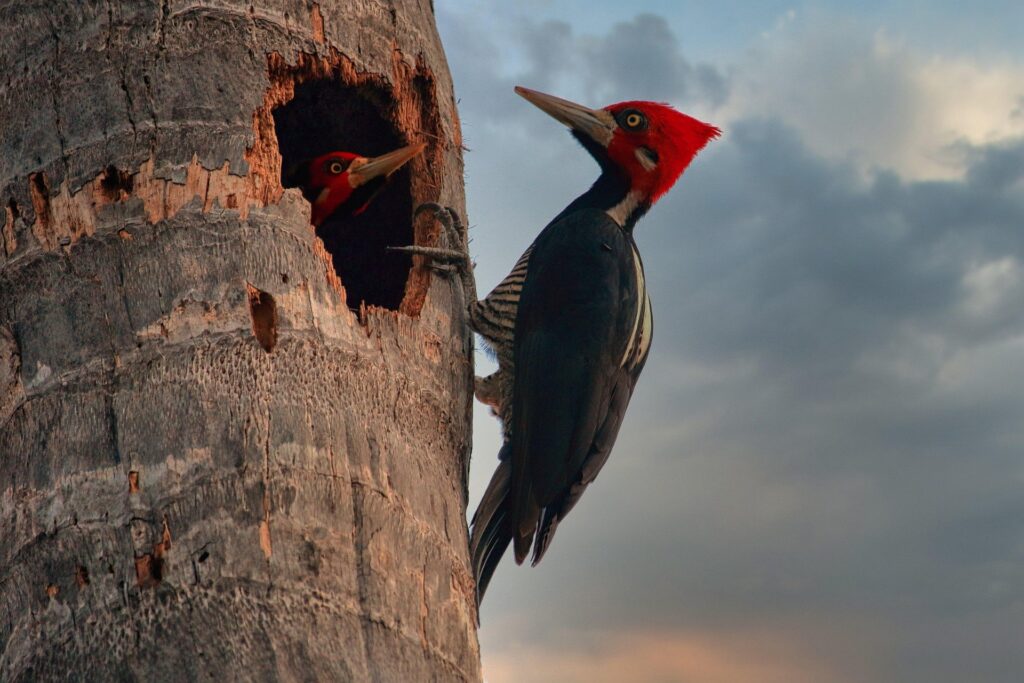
[434,2,1024,681]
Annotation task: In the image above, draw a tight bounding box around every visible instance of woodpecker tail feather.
[531,506,561,566]
[470,448,512,605]
[474,509,510,607]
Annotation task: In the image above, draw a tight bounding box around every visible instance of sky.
[434,2,1024,681]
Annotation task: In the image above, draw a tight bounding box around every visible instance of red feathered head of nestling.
[285,143,425,226]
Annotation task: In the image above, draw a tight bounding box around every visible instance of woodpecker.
[402,87,719,603]
[285,143,425,226]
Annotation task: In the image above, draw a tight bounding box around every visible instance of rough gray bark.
[0,1,480,680]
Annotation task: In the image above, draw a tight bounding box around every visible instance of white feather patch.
[635,147,658,171]
[620,243,646,367]
[606,190,642,227]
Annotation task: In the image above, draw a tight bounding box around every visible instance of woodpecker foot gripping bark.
[391,203,477,303]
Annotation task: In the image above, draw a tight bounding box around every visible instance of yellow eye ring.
[625,113,643,128]
[329,161,344,174]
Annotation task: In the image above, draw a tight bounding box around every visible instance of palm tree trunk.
[0,1,479,680]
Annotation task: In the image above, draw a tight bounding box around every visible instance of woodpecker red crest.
[603,100,721,204]
[515,87,719,218]
[286,143,425,226]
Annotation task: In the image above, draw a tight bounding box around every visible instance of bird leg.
[390,203,478,305]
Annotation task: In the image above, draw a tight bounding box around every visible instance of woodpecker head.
[285,143,425,226]
[515,86,719,209]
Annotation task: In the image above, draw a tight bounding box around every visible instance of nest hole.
[273,78,415,311]
[75,565,90,588]
[100,165,134,200]
[135,553,163,588]
[247,285,278,353]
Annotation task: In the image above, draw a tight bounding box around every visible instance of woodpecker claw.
[413,201,450,220]
[414,203,467,253]
[396,203,479,311]
[386,244,468,264]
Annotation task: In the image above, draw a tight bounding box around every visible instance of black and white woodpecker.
[397,86,719,603]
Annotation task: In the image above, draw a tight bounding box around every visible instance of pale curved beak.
[514,86,615,147]
[348,142,426,187]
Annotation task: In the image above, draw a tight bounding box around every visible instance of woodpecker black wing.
[509,207,651,564]
[531,368,639,565]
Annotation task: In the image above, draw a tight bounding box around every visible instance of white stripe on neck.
[606,189,642,227]
[620,243,646,367]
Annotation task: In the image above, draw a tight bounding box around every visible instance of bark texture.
[0,1,479,680]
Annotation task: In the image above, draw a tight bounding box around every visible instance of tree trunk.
[0,1,479,680]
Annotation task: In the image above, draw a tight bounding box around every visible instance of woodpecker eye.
[325,159,349,175]
[617,109,648,132]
